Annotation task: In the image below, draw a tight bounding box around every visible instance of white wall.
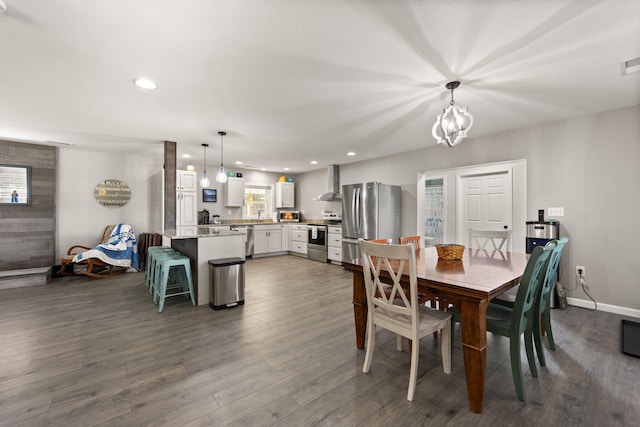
[56,148,162,259]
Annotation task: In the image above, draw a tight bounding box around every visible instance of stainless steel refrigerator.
[342,182,401,262]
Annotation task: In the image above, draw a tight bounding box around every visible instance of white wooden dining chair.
[358,238,451,401]
[468,229,511,252]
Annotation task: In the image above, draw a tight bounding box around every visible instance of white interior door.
[458,170,512,249]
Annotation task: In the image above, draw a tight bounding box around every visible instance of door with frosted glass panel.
[424,177,445,247]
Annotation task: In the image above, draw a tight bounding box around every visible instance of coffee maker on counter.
[198,209,210,225]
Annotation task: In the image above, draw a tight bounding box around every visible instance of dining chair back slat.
[468,229,511,252]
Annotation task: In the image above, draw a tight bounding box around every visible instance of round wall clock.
[94,179,131,207]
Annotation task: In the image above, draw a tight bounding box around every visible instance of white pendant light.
[200,143,210,187]
[432,81,474,147]
[215,131,228,183]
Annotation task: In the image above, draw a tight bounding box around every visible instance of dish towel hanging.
[311,226,318,239]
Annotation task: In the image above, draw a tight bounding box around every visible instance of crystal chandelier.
[432,81,474,147]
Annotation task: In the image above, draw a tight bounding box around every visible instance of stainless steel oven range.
[307,225,328,263]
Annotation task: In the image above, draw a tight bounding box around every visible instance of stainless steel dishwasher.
[231,225,254,258]
[245,226,254,258]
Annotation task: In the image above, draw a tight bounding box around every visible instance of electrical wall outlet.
[548,207,565,216]
[576,265,585,277]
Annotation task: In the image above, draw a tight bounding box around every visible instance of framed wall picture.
[0,164,31,205]
[203,188,217,202]
[94,179,131,207]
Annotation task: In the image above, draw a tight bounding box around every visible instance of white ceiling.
[1,0,639,172]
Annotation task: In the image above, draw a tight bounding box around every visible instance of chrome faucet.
[258,210,261,222]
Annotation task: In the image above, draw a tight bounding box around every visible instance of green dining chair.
[449,243,553,401]
[493,238,568,367]
[533,238,568,364]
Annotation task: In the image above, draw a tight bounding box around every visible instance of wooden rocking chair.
[60,225,128,279]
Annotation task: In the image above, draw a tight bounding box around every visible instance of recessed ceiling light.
[284,167,290,171]
[347,151,356,156]
[261,168,266,171]
[182,154,191,158]
[310,160,318,165]
[186,165,195,171]
[235,161,243,165]
[134,78,157,89]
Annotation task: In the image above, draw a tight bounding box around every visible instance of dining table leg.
[459,297,489,414]
[352,271,367,349]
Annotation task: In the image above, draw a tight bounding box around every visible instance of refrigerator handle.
[354,187,361,235]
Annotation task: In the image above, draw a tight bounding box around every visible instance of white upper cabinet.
[177,170,198,192]
[275,182,294,208]
[176,170,197,226]
[224,177,245,207]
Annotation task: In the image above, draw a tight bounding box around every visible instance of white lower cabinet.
[328,225,342,263]
[281,224,291,251]
[289,224,308,256]
[254,224,282,255]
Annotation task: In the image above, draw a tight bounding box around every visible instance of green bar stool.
[145,246,175,294]
[153,255,195,313]
[149,249,181,297]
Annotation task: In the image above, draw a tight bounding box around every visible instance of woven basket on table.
[435,244,465,260]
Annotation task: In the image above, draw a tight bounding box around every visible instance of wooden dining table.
[342,246,530,414]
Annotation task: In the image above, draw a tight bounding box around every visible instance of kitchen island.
[160,227,246,306]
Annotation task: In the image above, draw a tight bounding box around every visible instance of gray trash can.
[209,257,245,310]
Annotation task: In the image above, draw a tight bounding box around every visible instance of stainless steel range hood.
[316,165,341,201]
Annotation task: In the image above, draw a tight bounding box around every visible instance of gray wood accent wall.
[0,141,56,270]
[164,141,176,230]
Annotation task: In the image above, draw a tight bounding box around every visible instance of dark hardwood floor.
[1,255,638,426]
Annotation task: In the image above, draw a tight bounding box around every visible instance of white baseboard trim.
[567,297,640,318]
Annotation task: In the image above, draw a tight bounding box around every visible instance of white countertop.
[160,229,246,240]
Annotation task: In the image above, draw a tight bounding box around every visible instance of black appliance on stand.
[526,210,560,306]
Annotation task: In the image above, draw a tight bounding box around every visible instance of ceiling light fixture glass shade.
[215,131,228,183]
[200,143,210,187]
[432,81,474,147]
